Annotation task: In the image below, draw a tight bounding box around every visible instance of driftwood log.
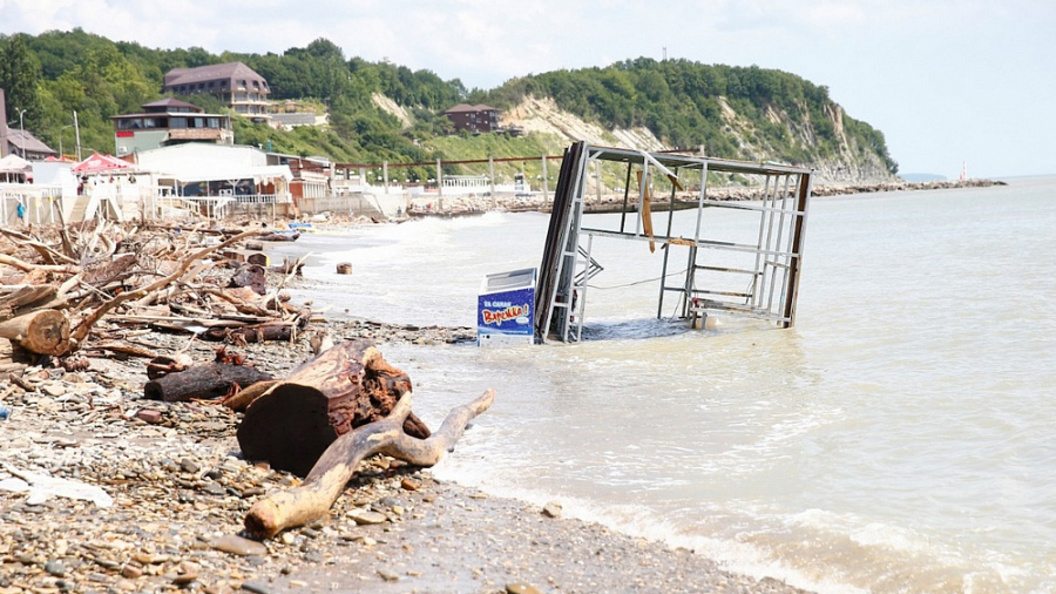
[0,309,71,356]
[237,340,430,477]
[143,363,275,402]
[244,388,495,539]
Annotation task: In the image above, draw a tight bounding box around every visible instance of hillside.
[1,30,898,184]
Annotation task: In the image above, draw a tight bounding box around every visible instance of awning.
[156,164,293,184]
[73,152,133,173]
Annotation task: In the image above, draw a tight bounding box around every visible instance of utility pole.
[73,110,82,161]
[17,108,27,158]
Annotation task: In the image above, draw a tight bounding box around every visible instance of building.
[0,88,58,160]
[443,104,500,134]
[162,62,271,116]
[111,98,234,157]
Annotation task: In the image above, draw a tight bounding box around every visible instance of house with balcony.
[162,62,271,116]
[443,104,500,134]
[111,99,233,157]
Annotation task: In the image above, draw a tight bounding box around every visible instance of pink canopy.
[73,152,133,173]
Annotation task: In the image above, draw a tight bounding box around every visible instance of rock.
[171,561,198,586]
[44,559,65,577]
[241,581,272,594]
[378,569,400,582]
[208,534,268,557]
[542,501,563,518]
[400,477,421,491]
[135,409,163,424]
[347,509,388,526]
[507,583,544,594]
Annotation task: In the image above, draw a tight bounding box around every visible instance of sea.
[272,175,1056,593]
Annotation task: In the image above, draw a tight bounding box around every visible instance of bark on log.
[237,340,430,477]
[203,320,300,344]
[243,388,494,539]
[0,309,71,356]
[143,362,275,402]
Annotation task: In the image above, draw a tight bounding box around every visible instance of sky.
[2,0,1054,178]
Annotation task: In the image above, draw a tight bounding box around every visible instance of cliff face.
[500,95,897,185]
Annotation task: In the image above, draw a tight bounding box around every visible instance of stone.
[171,561,199,585]
[542,501,563,518]
[208,534,268,557]
[507,583,544,594]
[134,409,163,425]
[348,509,388,526]
[44,559,65,577]
[378,569,400,582]
[400,477,421,491]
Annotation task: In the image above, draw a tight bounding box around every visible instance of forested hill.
[0,29,897,183]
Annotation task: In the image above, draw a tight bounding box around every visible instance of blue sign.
[477,287,534,336]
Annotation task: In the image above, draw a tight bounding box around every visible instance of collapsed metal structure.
[535,142,814,343]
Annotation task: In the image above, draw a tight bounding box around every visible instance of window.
[170,117,187,129]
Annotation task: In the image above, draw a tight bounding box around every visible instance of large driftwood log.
[143,362,275,402]
[0,309,71,356]
[244,388,494,539]
[237,340,430,477]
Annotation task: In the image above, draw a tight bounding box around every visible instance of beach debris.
[242,384,494,539]
[0,309,71,356]
[0,222,316,367]
[336,262,352,274]
[236,339,430,477]
[0,462,114,508]
[143,358,274,402]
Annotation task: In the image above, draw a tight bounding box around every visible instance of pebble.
[241,581,272,593]
[44,559,65,577]
[172,560,199,585]
[507,583,545,594]
[543,501,563,518]
[348,509,388,525]
[208,534,268,557]
[134,409,163,424]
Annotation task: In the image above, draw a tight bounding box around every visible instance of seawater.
[276,176,1056,593]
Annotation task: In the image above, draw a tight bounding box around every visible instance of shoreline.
[0,317,813,593]
[401,177,1005,219]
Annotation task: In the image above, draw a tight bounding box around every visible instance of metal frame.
[536,142,813,343]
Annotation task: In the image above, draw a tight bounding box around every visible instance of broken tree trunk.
[236,340,430,477]
[244,388,494,539]
[143,362,275,402]
[0,309,71,356]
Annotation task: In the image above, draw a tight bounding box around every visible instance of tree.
[0,34,45,130]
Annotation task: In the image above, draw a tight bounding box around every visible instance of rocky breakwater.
[403,177,1007,218]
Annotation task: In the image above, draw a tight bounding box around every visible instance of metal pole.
[18,109,26,158]
[436,157,443,198]
[541,156,549,203]
[488,156,496,209]
[74,110,82,161]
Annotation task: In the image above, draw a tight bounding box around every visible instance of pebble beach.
[0,308,813,594]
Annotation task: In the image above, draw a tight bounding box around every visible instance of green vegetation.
[0,30,896,177]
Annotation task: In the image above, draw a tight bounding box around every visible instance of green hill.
[1,29,897,183]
